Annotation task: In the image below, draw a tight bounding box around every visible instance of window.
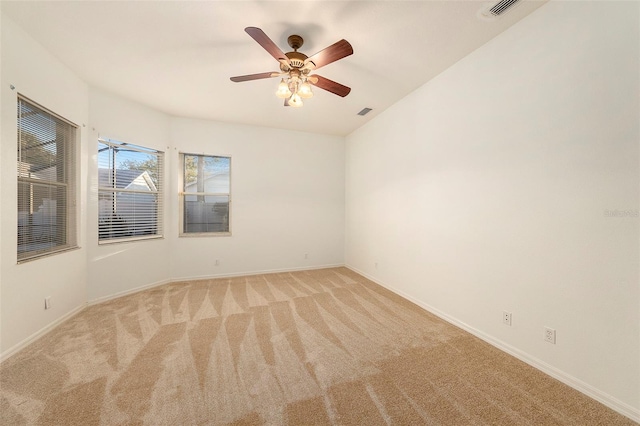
[17,96,78,262]
[180,154,231,235]
[98,139,164,242]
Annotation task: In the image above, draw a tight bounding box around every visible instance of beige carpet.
[0,267,636,425]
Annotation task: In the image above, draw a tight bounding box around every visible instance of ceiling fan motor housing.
[284,51,308,69]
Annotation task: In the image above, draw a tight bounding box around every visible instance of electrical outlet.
[215,259,220,266]
[502,311,512,326]
[544,327,556,344]
[304,253,308,259]
[375,262,378,269]
[44,297,52,310]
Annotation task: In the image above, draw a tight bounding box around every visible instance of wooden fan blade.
[245,27,288,62]
[308,75,351,97]
[305,39,353,70]
[230,72,280,82]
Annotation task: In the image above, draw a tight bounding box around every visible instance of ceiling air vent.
[488,0,521,16]
[478,0,521,20]
[357,108,373,116]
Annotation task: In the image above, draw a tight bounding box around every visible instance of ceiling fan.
[230,27,353,107]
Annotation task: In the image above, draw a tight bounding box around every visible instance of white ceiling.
[1,1,546,136]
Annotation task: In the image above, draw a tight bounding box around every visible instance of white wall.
[0,8,4,359]
[0,15,89,356]
[346,0,639,419]
[87,101,345,299]
[0,13,345,355]
[86,88,173,302]
[169,118,345,280]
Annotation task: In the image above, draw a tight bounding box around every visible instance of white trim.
[88,278,171,306]
[2,265,344,363]
[4,263,637,422]
[345,264,640,423]
[98,235,164,246]
[178,232,232,238]
[170,263,345,283]
[89,264,345,305]
[3,262,637,423]
[0,303,86,363]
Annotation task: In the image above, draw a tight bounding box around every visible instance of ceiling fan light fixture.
[231,27,353,108]
[289,93,303,107]
[298,81,314,99]
[275,78,292,99]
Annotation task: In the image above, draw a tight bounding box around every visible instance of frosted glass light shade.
[275,79,292,99]
[298,81,313,99]
[289,93,303,107]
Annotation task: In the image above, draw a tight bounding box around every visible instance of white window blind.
[180,154,231,235]
[98,139,164,243]
[17,96,78,262]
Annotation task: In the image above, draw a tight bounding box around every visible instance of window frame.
[178,152,232,237]
[17,95,79,263]
[97,137,164,244]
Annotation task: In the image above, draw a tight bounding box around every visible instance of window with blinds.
[17,96,78,262]
[179,153,231,235]
[98,139,164,243]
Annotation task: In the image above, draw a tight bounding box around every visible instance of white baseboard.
[0,303,86,363]
[9,263,635,423]
[345,264,640,424]
[170,263,345,283]
[3,265,346,362]
[88,278,171,306]
[90,264,345,305]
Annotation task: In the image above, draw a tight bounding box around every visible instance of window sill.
[98,235,164,245]
[17,245,81,264]
[179,232,232,238]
